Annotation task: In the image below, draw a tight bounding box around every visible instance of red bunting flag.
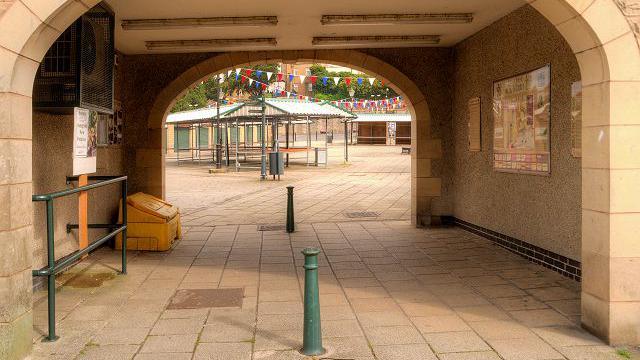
[261,83,267,90]
[277,73,283,82]
[310,76,318,84]
[299,95,304,100]
[345,77,352,86]
[241,76,247,84]
[245,69,252,77]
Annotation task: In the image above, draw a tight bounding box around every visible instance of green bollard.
[286,186,295,233]
[301,248,324,356]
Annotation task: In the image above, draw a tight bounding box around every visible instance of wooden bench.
[401,147,411,155]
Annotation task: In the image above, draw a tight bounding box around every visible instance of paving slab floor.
[30,145,638,359]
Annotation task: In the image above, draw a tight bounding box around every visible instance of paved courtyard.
[30,145,636,359]
[166,145,411,224]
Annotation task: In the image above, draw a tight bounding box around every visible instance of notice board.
[492,65,551,175]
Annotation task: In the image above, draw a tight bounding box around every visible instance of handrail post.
[120,179,128,275]
[45,199,59,342]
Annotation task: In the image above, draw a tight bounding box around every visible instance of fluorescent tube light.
[321,13,473,25]
[122,16,278,30]
[312,35,440,47]
[145,38,278,51]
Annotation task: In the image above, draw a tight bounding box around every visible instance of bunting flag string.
[228,67,387,88]
[229,72,405,110]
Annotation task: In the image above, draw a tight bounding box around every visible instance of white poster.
[73,107,97,175]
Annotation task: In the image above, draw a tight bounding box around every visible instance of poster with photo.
[73,107,98,175]
[493,65,551,175]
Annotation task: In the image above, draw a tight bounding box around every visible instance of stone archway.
[1,1,639,358]
[143,50,440,228]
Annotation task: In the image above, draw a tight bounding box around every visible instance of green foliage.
[170,63,397,113]
[308,64,397,101]
[616,348,632,359]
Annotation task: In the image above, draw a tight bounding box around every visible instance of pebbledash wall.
[30,58,126,273]
[450,5,582,263]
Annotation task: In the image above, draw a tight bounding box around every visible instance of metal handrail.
[32,175,128,342]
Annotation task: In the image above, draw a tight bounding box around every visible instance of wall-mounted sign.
[493,65,551,175]
[73,107,97,175]
[570,81,582,158]
[468,97,482,152]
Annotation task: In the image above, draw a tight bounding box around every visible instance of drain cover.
[167,288,244,309]
[345,211,380,218]
[257,224,286,231]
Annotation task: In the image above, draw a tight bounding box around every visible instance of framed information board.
[493,65,551,175]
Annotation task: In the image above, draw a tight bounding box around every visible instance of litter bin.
[269,152,285,176]
[115,192,181,251]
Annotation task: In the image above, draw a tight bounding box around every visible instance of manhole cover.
[345,211,380,218]
[257,224,286,231]
[167,288,244,309]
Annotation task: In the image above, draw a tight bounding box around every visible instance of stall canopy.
[349,113,411,123]
[166,99,356,125]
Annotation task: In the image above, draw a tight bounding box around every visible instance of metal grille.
[257,224,286,231]
[79,6,114,113]
[33,4,113,113]
[345,211,380,218]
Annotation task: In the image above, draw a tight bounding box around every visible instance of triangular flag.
[277,73,283,82]
[299,75,306,83]
[248,78,253,85]
[333,77,340,85]
[261,83,267,90]
[368,78,375,86]
[256,70,262,78]
[235,68,241,76]
[299,95,303,100]
[322,77,328,86]
[245,69,252,77]
[218,74,225,84]
[227,70,232,77]
[241,76,247,83]
[310,76,318,84]
[288,74,294,82]
[357,77,363,86]
[235,73,240,81]
[266,72,273,81]
[345,77,352,86]
[286,92,291,98]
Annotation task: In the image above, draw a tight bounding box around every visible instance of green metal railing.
[32,175,128,342]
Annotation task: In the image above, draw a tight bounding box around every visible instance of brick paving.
[30,146,635,359]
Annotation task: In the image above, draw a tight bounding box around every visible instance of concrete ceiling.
[106,0,527,54]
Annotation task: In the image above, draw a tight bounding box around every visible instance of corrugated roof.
[352,113,411,123]
[264,99,356,118]
[166,103,242,123]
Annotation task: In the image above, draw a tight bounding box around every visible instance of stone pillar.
[581,79,640,345]
[411,99,442,226]
[0,93,34,360]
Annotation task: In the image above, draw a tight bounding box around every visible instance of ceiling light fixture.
[145,38,278,51]
[312,35,440,47]
[122,16,278,30]
[321,13,473,26]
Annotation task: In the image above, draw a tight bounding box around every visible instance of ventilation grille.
[345,211,380,218]
[33,4,114,113]
[257,224,286,231]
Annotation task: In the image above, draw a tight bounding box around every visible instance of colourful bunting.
[277,73,283,82]
[345,77,352,86]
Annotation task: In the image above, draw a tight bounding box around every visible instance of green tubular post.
[301,248,324,356]
[286,186,295,233]
[45,199,59,342]
[121,180,127,275]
